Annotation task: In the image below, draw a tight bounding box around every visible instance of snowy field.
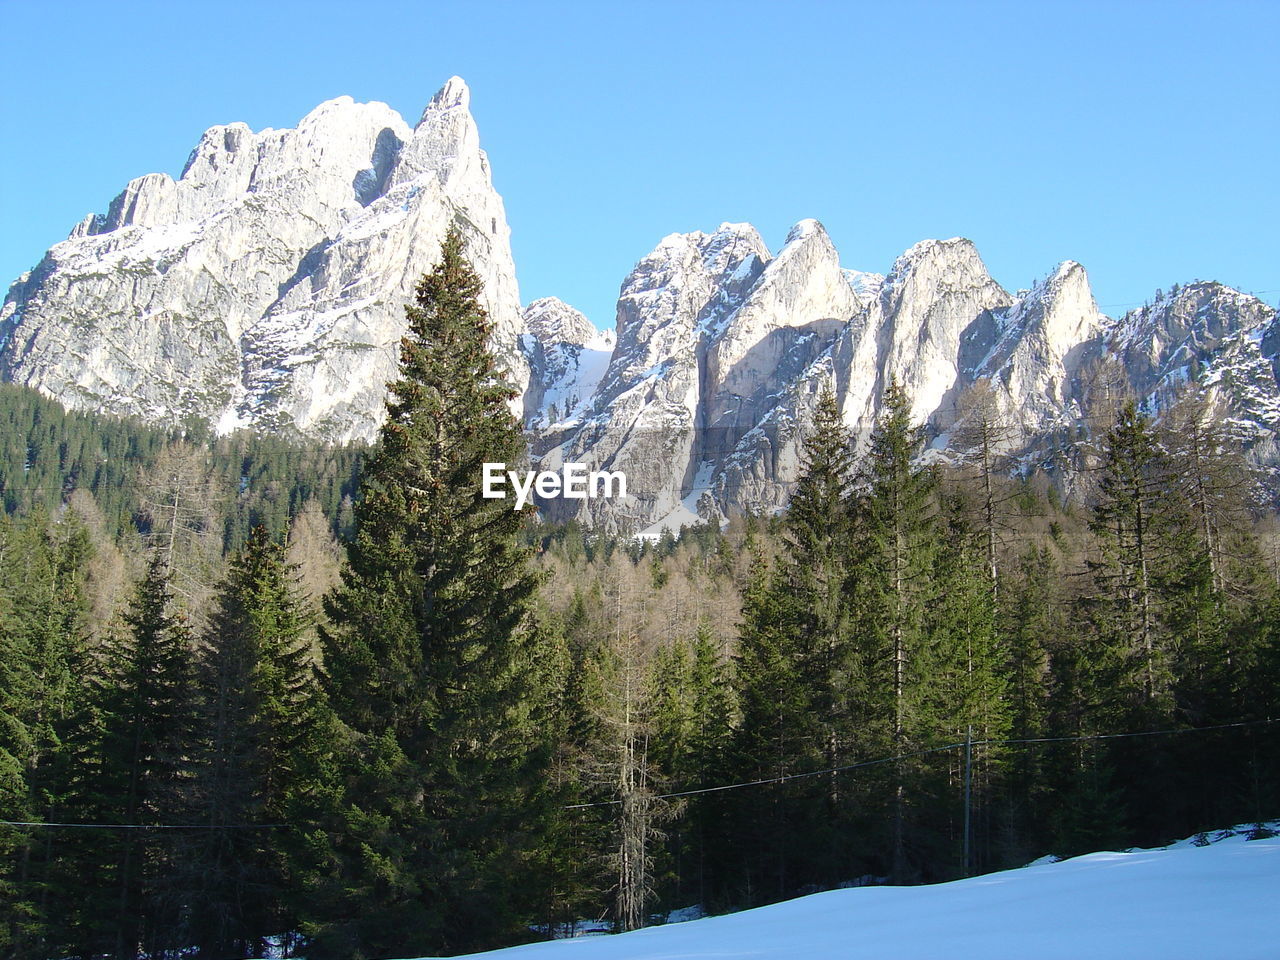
[410,824,1280,960]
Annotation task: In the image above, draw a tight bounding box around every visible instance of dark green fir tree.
[727,388,858,904]
[848,377,939,881]
[70,553,197,959]
[313,226,556,957]
[181,525,331,959]
[0,509,94,959]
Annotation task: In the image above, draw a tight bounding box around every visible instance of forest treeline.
[2,232,1279,958]
[0,381,363,545]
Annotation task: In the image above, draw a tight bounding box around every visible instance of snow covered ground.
[409,824,1280,960]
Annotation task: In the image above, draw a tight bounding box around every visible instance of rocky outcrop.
[520,297,614,431]
[1108,282,1280,437]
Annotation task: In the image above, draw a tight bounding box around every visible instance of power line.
[0,820,284,830]
[563,740,969,810]
[564,716,1279,810]
[5,719,1273,827]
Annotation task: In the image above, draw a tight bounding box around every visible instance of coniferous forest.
[2,230,1279,959]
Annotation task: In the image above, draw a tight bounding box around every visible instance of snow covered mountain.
[535,226,1278,534]
[3,79,1277,532]
[0,77,526,443]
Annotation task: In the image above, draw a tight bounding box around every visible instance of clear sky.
[2,0,1276,329]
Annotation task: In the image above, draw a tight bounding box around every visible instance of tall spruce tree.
[1088,400,1177,718]
[785,389,856,790]
[728,391,859,901]
[728,546,815,903]
[0,510,94,958]
[1000,547,1057,859]
[1083,400,1198,846]
[314,227,555,956]
[181,525,330,958]
[848,377,939,881]
[919,513,1010,876]
[70,553,196,959]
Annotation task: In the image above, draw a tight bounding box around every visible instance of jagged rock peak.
[886,236,985,281]
[423,75,470,118]
[641,222,768,273]
[1,76,525,443]
[879,236,1010,316]
[523,297,596,348]
[775,218,837,260]
[1023,260,1103,323]
[784,217,825,244]
[1119,281,1272,337]
[613,222,769,343]
[842,268,885,303]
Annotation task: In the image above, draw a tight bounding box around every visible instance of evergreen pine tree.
[69,553,197,958]
[918,513,1010,876]
[0,510,94,958]
[728,389,859,902]
[181,525,330,958]
[1088,400,1177,718]
[314,227,555,956]
[675,625,734,908]
[848,377,938,881]
[727,546,815,904]
[784,389,856,792]
[999,547,1057,859]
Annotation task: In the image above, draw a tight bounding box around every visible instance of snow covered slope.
[411,825,1280,960]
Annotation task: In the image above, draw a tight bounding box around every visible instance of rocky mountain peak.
[520,298,613,432]
[1,77,525,443]
[1106,283,1280,427]
[868,237,1013,423]
[422,75,470,118]
[523,297,597,348]
[7,87,1280,536]
[1019,260,1107,345]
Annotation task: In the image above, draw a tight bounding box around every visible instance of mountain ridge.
[4,79,1277,533]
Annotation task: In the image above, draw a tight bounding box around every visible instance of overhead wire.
[2,720,1274,828]
[562,716,1280,810]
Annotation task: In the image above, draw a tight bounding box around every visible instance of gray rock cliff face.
[1108,282,1280,439]
[520,297,614,432]
[1,77,526,443]
[541,226,1276,534]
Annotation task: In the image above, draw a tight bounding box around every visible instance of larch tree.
[952,379,1022,604]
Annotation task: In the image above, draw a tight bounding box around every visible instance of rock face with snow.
[529,226,1277,534]
[0,77,526,443]
[4,81,1278,532]
[527,225,1089,531]
[1107,282,1280,437]
[520,297,614,432]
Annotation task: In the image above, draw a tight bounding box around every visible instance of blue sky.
[2,0,1276,329]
